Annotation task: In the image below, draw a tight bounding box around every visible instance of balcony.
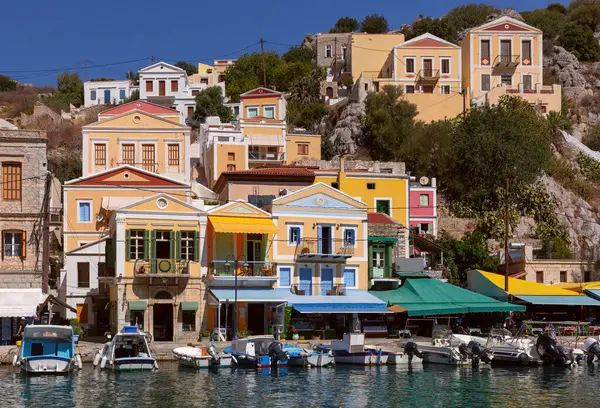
[248,151,284,162]
[493,55,520,68]
[416,69,440,82]
[290,283,347,296]
[295,238,355,262]
[133,258,191,277]
[207,260,278,288]
[117,162,159,172]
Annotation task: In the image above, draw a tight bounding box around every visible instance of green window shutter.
[193,230,199,262]
[125,230,131,261]
[143,230,150,260]
[150,230,157,274]
[169,230,175,260]
[175,231,181,260]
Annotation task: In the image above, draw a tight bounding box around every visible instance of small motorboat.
[93,326,157,371]
[173,343,233,369]
[416,331,491,366]
[328,333,390,365]
[283,344,334,367]
[388,342,423,364]
[226,335,288,368]
[13,325,82,374]
[485,328,540,366]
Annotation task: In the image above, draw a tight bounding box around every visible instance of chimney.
[431,177,437,188]
[340,155,345,173]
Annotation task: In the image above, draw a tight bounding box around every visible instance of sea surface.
[1,362,600,407]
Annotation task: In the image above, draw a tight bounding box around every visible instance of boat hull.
[418,346,469,366]
[178,355,233,369]
[113,357,156,371]
[332,351,389,366]
[21,357,74,374]
[387,352,423,365]
[288,353,335,367]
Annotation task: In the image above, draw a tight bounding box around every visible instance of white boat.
[485,328,540,366]
[226,335,289,368]
[13,325,82,374]
[173,345,233,369]
[328,333,390,365]
[416,331,491,366]
[93,326,157,371]
[284,345,335,367]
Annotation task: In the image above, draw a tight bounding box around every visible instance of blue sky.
[3,0,567,86]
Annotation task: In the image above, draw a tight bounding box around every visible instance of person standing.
[16,317,26,341]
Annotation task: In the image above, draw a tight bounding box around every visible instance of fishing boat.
[12,325,82,374]
[93,326,157,371]
[415,330,491,366]
[327,333,390,365]
[283,344,334,367]
[172,344,233,369]
[226,335,288,368]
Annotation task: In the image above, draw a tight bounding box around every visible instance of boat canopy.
[24,326,73,341]
[371,278,524,316]
[275,289,391,314]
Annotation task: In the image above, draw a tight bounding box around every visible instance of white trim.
[440,57,451,76]
[341,226,358,248]
[467,15,542,34]
[394,32,461,49]
[440,84,451,95]
[76,199,93,224]
[246,106,259,118]
[287,224,303,247]
[64,164,189,187]
[404,56,416,75]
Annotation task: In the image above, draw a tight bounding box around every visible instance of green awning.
[371,278,525,317]
[181,301,199,311]
[129,300,147,311]
[368,237,397,242]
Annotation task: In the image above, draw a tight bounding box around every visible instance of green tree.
[559,22,600,61]
[90,77,115,82]
[175,61,197,76]
[272,61,313,94]
[582,123,600,151]
[43,72,84,112]
[443,3,500,33]
[547,2,567,14]
[0,75,17,92]
[402,16,457,43]
[125,70,139,81]
[282,46,315,63]
[288,69,324,105]
[363,85,418,160]
[122,89,139,104]
[330,17,360,33]
[224,52,282,102]
[521,8,566,39]
[48,150,82,184]
[193,86,234,123]
[361,14,389,34]
[400,120,454,179]
[287,103,326,131]
[568,0,600,30]
[437,231,499,284]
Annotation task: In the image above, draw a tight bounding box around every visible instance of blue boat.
[13,325,82,374]
[283,345,334,367]
[226,336,288,368]
[93,326,157,371]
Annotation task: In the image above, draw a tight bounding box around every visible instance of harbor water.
[2,363,600,407]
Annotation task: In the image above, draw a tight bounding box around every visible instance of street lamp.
[225,254,249,340]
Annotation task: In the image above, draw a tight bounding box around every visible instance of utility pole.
[504,176,510,293]
[41,172,52,294]
[260,38,267,88]
[151,56,156,64]
[83,59,87,82]
[461,90,467,118]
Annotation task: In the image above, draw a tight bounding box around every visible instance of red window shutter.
[21,230,26,259]
[1,230,4,260]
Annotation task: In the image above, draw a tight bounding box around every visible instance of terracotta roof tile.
[367,212,399,225]
[222,167,316,177]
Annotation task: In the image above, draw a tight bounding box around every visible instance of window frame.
[405,57,415,74]
[90,90,96,101]
[342,227,357,248]
[501,74,512,87]
[247,106,259,118]
[228,152,235,161]
[559,271,567,283]
[343,267,357,288]
[180,231,196,261]
[2,162,22,201]
[77,200,92,224]
[366,182,376,190]
[263,105,275,119]
[480,39,490,61]
[167,144,180,167]
[171,80,179,93]
[94,143,107,166]
[440,57,451,75]
[375,199,391,216]
[129,229,145,260]
[119,89,126,100]
[288,225,303,246]
[279,266,291,287]
[297,143,309,156]
[325,44,332,58]
[145,80,153,93]
[121,143,136,165]
[441,85,451,95]
[536,271,544,283]
[77,262,90,288]
[226,164,236,171]
[405,85,415,94]
[419,194,430,207]
[521,39,532,63]
[481,74,491,92]
[182,310,196,332]
[3,230,24,259]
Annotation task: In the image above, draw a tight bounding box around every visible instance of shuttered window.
[122,144,135,165]
[180,231,195,261]
[297,143,309,155]
[406,58,415,74]
[126,230,145,261]
[146,81,153,92]
[3,230,25,259]
[481,74,491,91]
[168,144,180,166]
[142,144,155,172]
[522,40,532,61]
[94,144,106,166]
[77,262,90,288]
[481,40,490,60]
[171,80,178,92]
[441,59,450,74]
[2,163,21,201]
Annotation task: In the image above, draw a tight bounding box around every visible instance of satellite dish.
[419,176,429,186]
[96,213,105,222]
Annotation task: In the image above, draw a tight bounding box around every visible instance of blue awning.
[209,289,286,303]
[516,295,600,306]
[275,289,390,314]
[584,289,600,301]
[293,304,391,314]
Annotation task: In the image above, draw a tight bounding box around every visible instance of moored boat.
[416,331,491,366]
[283,345,334,367]
[173,344,233,369]
[93,326,157,371]
[226,335,288,368]
[328,333,390,365]
[13,325,82,374]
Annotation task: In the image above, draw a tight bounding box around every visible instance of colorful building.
[409,176,437,237]
[84,80,135,107]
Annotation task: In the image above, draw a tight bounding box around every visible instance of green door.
[372,245,386,278]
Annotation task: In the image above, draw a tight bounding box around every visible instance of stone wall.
[524,260,597,285]
[296,158,406,174]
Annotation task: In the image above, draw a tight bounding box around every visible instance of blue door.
[321,268,333,295]
[104,90,111,104]
[299,268,312,295]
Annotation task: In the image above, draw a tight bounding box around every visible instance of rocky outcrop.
[322,101,365,156]
[545,46,591,102]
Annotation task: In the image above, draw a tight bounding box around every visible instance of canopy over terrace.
[371,278,524,317]
[275,289,390,314]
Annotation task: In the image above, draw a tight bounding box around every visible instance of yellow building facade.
[349,33,405,82]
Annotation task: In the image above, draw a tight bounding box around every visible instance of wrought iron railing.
[208,260,277,277]
[295,238,355,257]
[290,283,347,296]
[416,69,440,82]
[133,258,191,275]
[493,54,520,67]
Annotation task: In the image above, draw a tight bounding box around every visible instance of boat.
[283,344,334,367]
[12,325,82,374]
[93,326,157,371]
[387,342,423,365]
[173,344,233,369]
[485,328,540,366]
[327,333,390,365]
[415,330,491,366]
[226,335,288,368]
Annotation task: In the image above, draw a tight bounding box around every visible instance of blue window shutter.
[348,229,356,245]
[79,202,90,221]
[344,268,355,287]
[91,90,96,100]
[317,226,322,253]
[279,267,291,286]
[120,89,126,100]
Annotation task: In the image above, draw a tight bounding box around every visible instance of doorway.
[319,226,332,254]
[321,268,334,295]
[104,89,111,104]
[247,303,265,335]
[153,304,173,341]
[246,234,262,262]
[371,245,386,279]
[299,268,313,295]
[423,59,432,77]
[159,80,166,96]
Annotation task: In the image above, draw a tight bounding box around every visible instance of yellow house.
[83,103,191,183]
[461,15,561,113]
[349,33,406,83]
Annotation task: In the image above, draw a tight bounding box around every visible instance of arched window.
[154,290,173,299]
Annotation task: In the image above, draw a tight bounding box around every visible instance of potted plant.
[199,329,211,342]
[70,318,83,343]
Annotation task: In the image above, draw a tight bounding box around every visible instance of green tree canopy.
[43,72,84,111]
[282,46,315,63]
[122,89,139,104]
[193,86,234,123]
[402,16,457,43]
[568,3,600,31]
[558,22,600,61]
[361,14,389,33]
[521,8,566,39]
[437,231,499,284]
[224,52,282,102]
[443,3,500,33]
[363,85,418,161]
[400,120,455,180]
[547,2,567,14]
[329,17,360,33]
[0,75,17,92]
[175,61,197,76]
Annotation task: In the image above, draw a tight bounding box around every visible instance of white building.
[84,80,134,107]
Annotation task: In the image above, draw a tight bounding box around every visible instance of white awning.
[0,289,43,317]
[101,196,141,210]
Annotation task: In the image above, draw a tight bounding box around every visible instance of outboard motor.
[207,344,219,364]
[583,338,600,364]
[458,341,492,367]
[103,331,112,343]
[267,341,288,364]
[536,334,571,366]
[403,342,424,363]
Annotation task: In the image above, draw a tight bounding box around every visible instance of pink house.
[409,177,437,237]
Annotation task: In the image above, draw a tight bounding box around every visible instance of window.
[182,310,196,332]
[422,85,434,94]
[376,199,390,215]
[171,80,178,92]
[288,226,301,245]
[187,106,194,118]
[500,40,512,60]
[2,163,21,201]
[325,45,332,58]
[560,271,567,283]
[297,143,309,156]
[420,223,430,234]
[264,106,275,119]
[119,89,126,100]
[90,90,96,101]
[200,78,208,85]
[227,164,236,171]
[367,183,376,190]
[279,267,291,287]
[501,74,512,86]
[331,182,339,189]
[536,271,544,283]
[523,75,533,91]
[94,144,106,166]
[441,85,450,94]
[191,90,199,96]
[341,46,347,60]
[522,40,532,62]
[159,80,166,96]
[540,105,547,114]
[247,107,258,118]
[128,229,145,260]
[168,144,180,166]
[585,271,592,282]
[441,58,450,74]
[343,268,356,287]
[405,85,415,94]
[77,262,90,288]
[180,231,196,261]
[145,81,153,92]
[130,310,144,329]
[3,231,24,258]
[406,58,415,74]
[77,201,91,223]
[481,39,490,60]
[142,144,155,172]
[122,144,135,165]
[343,228,356,247]
[228,152,235,161]
[420,194,429,207]
[481,74,491,91]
